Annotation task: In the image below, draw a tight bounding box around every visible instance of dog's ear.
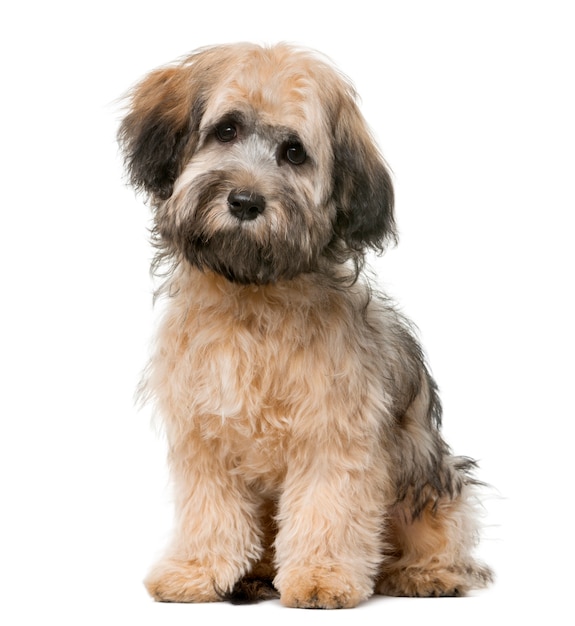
[118,64,203,201]
[331,94,397,253]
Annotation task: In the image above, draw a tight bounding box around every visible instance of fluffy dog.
[118,42,493,608]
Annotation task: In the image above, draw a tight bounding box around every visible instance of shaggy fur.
[118,42,492,609]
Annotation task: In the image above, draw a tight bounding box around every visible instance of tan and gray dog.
[119,43,492,609]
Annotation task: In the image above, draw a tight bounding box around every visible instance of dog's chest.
[151,300,346,488]
[148,280,387,491]
[152,297,345,438]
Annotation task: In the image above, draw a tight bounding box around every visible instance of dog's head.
[119,43,395,284]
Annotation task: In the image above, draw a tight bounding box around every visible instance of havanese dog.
[118,42,493,609]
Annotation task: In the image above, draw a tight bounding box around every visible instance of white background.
[2,1,573,624]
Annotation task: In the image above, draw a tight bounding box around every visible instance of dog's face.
[119,43,396,284]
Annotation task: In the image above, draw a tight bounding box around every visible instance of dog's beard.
[184,231,301,284]
[161,172,331,285]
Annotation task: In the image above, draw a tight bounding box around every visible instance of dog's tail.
[217,575,279,604]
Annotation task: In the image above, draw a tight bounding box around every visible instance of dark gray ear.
[118,66,203,201]
[332,99,396,253]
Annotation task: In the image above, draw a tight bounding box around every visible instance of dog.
[118,42,493,608]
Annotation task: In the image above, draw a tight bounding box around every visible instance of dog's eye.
[215,123,237,143]
[284,141,307,165]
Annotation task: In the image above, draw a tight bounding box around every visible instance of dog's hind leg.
[376,378,493,597]
[377,477,493,596]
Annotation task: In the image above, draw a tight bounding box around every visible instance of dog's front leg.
[144,436,263,603]
[273,442,388,609]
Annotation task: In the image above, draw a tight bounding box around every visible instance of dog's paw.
[376,562,494,598]
[277,566,371,609]
[144,557,231,603]
[377,568,462,597]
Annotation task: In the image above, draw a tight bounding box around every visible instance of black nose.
[227,190,266,221]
